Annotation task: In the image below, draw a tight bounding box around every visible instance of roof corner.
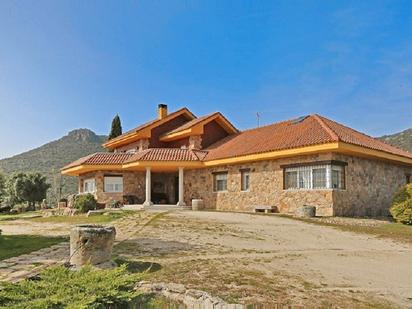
[311,114,339,141]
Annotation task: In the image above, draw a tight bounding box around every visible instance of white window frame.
[284,164,345,190]
[104,176,123,193]
[83,178,96,193]
[240,169,250,192]
[213,172,228,192]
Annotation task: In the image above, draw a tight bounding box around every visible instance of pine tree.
[108,114,122,140]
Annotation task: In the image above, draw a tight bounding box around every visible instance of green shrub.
[73,194,97,213]
[390,184,412,225]
[0,265,143,308]
[108,200,122,208]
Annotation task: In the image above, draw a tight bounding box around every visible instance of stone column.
[177,167,186,206]
[143,167,153,206]
[70,225,116,268]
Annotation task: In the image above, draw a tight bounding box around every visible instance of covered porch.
[61,148,205,208]
[76,166,189,208]
[141,166,187,207]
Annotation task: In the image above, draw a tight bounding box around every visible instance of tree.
[6,172,50,210]
[0,172,5,203]
[108,114,122,140]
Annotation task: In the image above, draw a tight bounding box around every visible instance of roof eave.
[102,108,196,149]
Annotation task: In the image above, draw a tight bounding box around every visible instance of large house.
[62,104,412,216]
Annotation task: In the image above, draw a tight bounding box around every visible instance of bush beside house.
[390,184,412,225]
[73,194,97,213]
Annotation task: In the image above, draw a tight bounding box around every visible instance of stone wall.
[79,170,145,205]
[331,154,412,217]
[184,152,412,217]
[184,153,335,216]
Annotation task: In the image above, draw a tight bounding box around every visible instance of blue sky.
[0,0,411,159]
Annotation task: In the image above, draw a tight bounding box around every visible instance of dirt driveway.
[115,210,412,308]
[2,210,411,307]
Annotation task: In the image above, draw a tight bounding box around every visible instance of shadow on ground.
[114,237,195,257]
[114,257,162,273]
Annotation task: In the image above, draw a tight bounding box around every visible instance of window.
[83,178,95,193]
[331,166,345,189]
[312,167,327,189]
[284,163,345,190]
[104,176,123,193]
[213,172,228,192]
[241,169,250,191]
[406,174,411,184]
[285,171,298,189]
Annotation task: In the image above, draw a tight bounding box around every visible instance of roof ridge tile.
[312,114,339,141]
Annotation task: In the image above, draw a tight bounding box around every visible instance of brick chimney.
[158,104,168,119]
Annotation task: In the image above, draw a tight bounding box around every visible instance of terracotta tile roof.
[105,108,195,145]
[126,148,208,162]
[62,153,134,170]
[205,114,412,161]
[63,114,412,171]
[316,115,412,159]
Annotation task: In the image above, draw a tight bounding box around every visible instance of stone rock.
[295,205,316,218]
[191,199,204,211]
[135,281,232,308]
[69,225,116,268]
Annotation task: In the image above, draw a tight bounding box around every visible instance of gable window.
[83,178,96,193]
[213,172,228,192]
[104,176,123,193]
[283,162,346,190]
[241,169,250,191]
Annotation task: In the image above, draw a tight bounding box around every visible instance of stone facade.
[331,153,412,216]
[184,152,412,217]
[79,170,145,205]
[78,152,412,216]
[184,153,336,216]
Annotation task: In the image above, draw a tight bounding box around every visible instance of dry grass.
[281,215,412,244]
[114,212,397,308]
[140,257,394,308]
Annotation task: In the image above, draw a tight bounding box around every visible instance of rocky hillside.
[379,128,412,153]
[0,129,107,204]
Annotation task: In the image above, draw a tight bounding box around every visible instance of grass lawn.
[0,210,136,225]
[30,210,135,224]
[0,235,65,261]
[285,215,412,244]
[0,211,42,222]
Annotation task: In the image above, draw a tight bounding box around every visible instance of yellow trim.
[204,143,340,166]
[337,142,412,165]
[62,141,412,176]
[160,128,195,141]
[102,109,195,149]
[61,164,124,176]
[160,113,238,142]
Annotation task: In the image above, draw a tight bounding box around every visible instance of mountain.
[379,128,412,153]
[0,129,107,204]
